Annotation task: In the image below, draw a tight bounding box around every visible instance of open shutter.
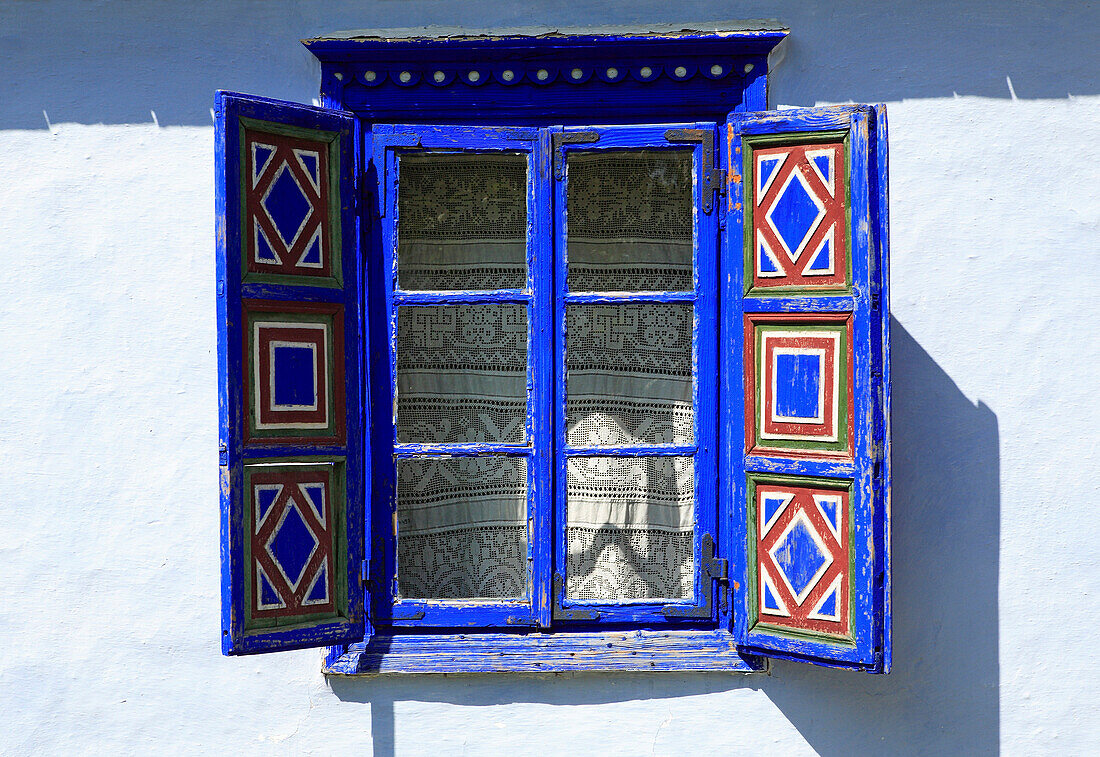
[724,105,890,672]
[216,91,366,655]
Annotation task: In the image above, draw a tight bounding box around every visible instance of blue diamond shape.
[772,517,827,598]
[262,164,312,246]
[267,503,318,589]
[768,173,823,260]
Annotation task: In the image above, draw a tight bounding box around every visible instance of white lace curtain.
[395,151,696,601]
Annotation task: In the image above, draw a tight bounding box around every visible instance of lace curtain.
[395,150,696,601]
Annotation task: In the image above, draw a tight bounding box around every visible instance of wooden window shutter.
[723,105,891,672]
[215,92,368,655]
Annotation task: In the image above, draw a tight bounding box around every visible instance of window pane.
[566,302,694,446]
[397,456,528,599]
[397,153,527,291]
[566,456,694,601]
[566,150,693,292]
[396,304,527,444]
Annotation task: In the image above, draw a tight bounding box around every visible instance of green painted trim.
[244,458,350,631]
[751,320,849,455]
[745,472,856,646]
[237,116,344,290]
[742,129,852,298]
[245,307,341,441]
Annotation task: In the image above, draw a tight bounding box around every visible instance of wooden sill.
[324,629,767,675]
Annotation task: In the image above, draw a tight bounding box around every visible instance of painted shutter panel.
[723,105,891,672]
[216,91,366,655]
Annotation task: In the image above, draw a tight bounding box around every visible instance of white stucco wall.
[2,2,1098,754]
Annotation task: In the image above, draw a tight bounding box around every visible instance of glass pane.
[397,456,528,599]
[566,302,694,446]
[397,153,527,291]
[396,304,527,444]
[566,150,693,292]
[566,456,694,600]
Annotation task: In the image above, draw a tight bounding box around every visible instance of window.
[215,25,892,673]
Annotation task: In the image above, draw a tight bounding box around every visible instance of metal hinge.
[662,533,728,618]
[218,443,227,466]
[665,128,721,214]
[379,133,421,217]
[552,131,600,179]
[552,573,600,621]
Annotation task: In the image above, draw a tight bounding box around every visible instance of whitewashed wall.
[2,2,1097,754]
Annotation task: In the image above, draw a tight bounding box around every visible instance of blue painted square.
[775,353,821,419]
[272,345,316,407]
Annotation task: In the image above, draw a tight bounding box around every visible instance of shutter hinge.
[552,573,600,621]
[359,559,370,588]
[552,131,600,180]
[218,443,227,466]
[663,533,728,618]
[379,134,421,217]
[665,128,719,214]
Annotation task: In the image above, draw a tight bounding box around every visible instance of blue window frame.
[216,25,892,674]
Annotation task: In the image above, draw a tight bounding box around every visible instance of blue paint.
[550,122,719,625]
[812,153,832,180]
[758,156,782,191]
[253,144,275,176]
[272,345,315,406]
[307,29,786,126]
[262,166,311,244]
[763,495,787,526]
[269,505,317,587]
[762,580,782,612]
[769,172,821,256]
[374,125,547,630]
[300,234,322,266]
[259,571,281,607]
[255,227,279,263]
[806,236,832,272]
[773,518,827,596]
[818,496,840,535]
[774,353,821,419]
[307,566,329,603]
[758,243,780,274]
[817,585,838,617]
[297,151,319,185]
[302,484,325,519]
[256,487,279,521]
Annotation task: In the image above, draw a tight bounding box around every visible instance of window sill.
[323,629,767,675]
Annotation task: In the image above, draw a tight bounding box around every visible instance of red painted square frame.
[744,312,854,459]
[242,299,346,446]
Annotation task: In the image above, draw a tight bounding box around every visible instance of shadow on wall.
[1,0,1096,129]
[329,319,1001,757]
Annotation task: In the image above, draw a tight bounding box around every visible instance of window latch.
[662,533,727,618]
[552,131,600,179]
[665,128,721,214]
[552,573,600,621]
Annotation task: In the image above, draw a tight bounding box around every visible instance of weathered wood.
[217,91,366,656]
[724,105,891,673]
[325,630,766,675]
